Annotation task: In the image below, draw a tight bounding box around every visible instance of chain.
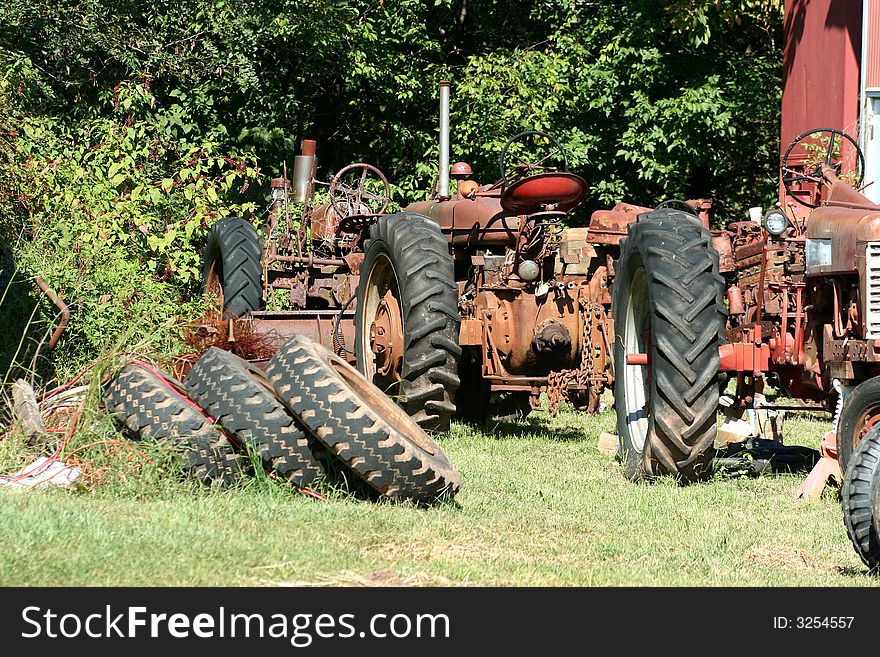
[547,298,607,416]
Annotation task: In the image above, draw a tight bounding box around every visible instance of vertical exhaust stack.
[438,80,451,199]
[292,139,317,203]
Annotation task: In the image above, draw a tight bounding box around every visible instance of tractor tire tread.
[267,335,461,504]
[103,363,242,486]
[184,347,325,486]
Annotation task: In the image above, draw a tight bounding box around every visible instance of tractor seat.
[500,172,589,214]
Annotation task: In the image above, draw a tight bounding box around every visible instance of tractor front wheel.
[837,376,880,474]
[841,424,880,571]
[612,209,726,482]
[202,216,263,317]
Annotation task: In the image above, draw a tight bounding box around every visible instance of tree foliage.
[0,0,784,372]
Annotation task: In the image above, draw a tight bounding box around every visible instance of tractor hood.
[405,193,519,248]
[805,179,880,275]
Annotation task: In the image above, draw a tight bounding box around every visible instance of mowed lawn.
[0,403,875,587]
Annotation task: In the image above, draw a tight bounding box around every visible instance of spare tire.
[184,347,325,487]
[202,216,263,317]
[841,425,880,572]
[266,335,461,504]
[103,362,243,486]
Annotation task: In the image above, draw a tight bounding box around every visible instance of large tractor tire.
[356,212,461,432]
[103,363,242,486]
[612,208,726,483]
[184,347,325,487]
[836,376,880,475]
[202,216,263,317]
[266,335,461,505]
[841,425,880,571]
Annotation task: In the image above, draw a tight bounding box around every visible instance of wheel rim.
[623,267,650,451]
[854,408,880,451]
[361,253,404,390]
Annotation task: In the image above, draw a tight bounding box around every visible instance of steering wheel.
[781,128,865,208]
[329,163,391,218]
[498,130,569,187]
[655,199,699,216]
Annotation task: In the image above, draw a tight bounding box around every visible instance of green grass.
[0,400,875,587]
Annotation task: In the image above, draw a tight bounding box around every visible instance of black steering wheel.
[329,163,391,218]
[498,130,569,187]
[781,128,865,208]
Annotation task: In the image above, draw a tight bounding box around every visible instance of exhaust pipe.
[292,139,317,203]
[438,80,450,199]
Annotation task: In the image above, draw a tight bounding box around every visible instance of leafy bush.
[1,80,259,375]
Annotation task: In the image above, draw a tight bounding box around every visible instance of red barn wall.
[782,0,862,151]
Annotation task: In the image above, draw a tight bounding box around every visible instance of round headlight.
[763,209,790,236]
[517,259,540,281]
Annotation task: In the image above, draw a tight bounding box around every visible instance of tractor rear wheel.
[841,425,880,571]
[612,209,726,482]
[356,212,461,432]
[837,376,880,474]
[202,216,263,317]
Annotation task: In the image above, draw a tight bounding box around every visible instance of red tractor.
[201,82,650,431]
[612,128,880,482]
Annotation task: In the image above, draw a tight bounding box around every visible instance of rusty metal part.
[727,285,745,315]
[532,320,572,357]
[268,253,347,268]
[369,290,404,380]
[478,287,579,375]
[33,276,70,350]
[246,309,356,362]
[406,195,521,248]
[547,298,612,416]
[329,163,391,218]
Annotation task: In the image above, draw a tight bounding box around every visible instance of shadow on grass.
[836,565,876,579]
[463,414,594,443]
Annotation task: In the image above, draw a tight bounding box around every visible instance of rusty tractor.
[203,81,682,432]
[612,127,880,483]
[199,137,392,359]
[352,80,702,431]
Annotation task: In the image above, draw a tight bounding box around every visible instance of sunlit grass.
[0,399,872,587]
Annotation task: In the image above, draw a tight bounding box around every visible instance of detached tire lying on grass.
[841,425,880,572]
[184,347,325,487]
[103,362,242,486]
[266,335,461,504]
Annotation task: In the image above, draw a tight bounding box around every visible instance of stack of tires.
[841,426,880,573]
[102,336,461,505]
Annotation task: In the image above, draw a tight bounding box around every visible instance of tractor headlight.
[763,209,790,236]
